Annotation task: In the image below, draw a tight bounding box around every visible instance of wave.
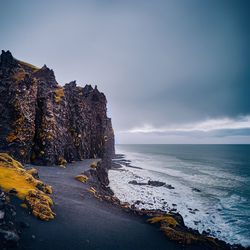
[109,145,250,247]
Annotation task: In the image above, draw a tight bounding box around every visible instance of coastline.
[8,159,182,250]
[87,155,248,250]
[0,156,248,250]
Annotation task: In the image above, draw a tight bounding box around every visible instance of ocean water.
[108,144,250,247]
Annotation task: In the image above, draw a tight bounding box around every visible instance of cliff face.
[0,50,115,165]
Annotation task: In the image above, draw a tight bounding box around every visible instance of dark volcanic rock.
[148,180,165,187]
[192,188,201,192]
[165,184,175,189]
[128,180,148,186]
[85,160,114,196]
[0,50,115,165]
[128,180,173,188]
[0,190,20,248]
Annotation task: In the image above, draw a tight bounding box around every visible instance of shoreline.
[85,154,248,250]
[1,156,248,250]
[5,159,182,250]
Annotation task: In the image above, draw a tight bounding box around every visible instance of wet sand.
[14,160,185,250]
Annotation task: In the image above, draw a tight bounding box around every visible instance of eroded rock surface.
[0,190,20,248]
[0,50,115,165]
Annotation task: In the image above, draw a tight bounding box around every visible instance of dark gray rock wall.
[0,50,115,165]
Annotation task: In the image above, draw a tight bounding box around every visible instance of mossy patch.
[147,215,178,227]
[90,161,97,169]
[6,132,17,143]
[26,189,54,221]
[88,187,97,194]
[54,87,65,103]
[0,153,55,221]
[17,59,40,71]
[75,175,88,183]
[20,203,28,209]
[161,226,198,245]
[6,114,33,156]
[57,157,67,166]
[147,214,221,247]
[26,168,38,177]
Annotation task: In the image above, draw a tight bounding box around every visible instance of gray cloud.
[0,0,249,143]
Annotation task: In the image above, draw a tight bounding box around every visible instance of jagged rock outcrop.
[0,50,115,165]
[0,189,20,248]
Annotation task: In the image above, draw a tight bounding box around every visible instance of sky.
[1,0,249,144]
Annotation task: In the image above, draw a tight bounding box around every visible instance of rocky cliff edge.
[0,50,115,166]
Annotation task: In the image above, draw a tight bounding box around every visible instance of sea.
[108,144,250,247]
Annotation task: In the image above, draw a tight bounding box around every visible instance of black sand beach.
[14,160,184,250]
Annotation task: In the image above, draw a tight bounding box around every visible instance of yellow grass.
[0,153,55,221]
[17,59,40,71]
[147,215,178,227]
[54,87,65,103]
[75,174,89,183]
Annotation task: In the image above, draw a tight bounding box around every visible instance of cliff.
[0,50,115,165]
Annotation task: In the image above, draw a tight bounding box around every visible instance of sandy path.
[14,160,182,250]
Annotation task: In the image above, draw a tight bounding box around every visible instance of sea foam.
[109,145,250,247]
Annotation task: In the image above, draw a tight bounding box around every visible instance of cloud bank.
[0,0,249,143]
[126,116,250,134]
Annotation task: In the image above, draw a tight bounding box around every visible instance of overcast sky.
[1,0,249,144]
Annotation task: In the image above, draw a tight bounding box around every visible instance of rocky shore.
[3,159,184,250]
[84,156,249,250]
[0,155,249,250]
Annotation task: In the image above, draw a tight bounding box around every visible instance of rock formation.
[0,189,20,248]
[0,50,115,165]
